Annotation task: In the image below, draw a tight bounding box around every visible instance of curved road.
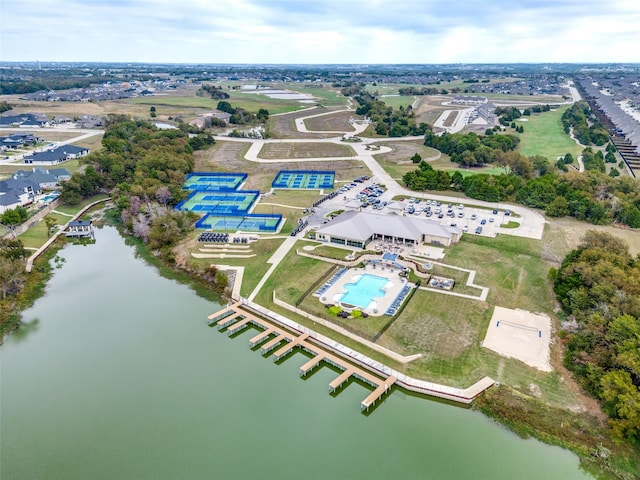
[215,110,545,241]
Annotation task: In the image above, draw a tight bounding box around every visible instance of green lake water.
[1,227,597,479]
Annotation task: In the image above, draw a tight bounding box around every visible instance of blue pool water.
[340,274,388,308]
[41,192,60,202]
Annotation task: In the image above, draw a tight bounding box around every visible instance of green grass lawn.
[517,105,582,160]
[241,232,580,408]
[130,96,218,109]
[286,86,347,107]
[379,95,416,109]
[17,195,111,249]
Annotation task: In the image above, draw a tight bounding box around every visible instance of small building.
[65,220,94,238]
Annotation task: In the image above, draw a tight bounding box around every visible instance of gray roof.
[316,210,458,242]
[0,191,22,206]
[24,145,88,163]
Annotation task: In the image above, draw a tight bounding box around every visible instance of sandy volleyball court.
[482,306,552,371]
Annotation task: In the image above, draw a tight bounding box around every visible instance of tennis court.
[195,214,282,232]
[176,190,259,215]
[183,172,247,192]
[272,170,335,189]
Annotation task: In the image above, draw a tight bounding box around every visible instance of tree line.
[553,231,640,441]
[402,133,640,227]
[58,117,229,290]
[216,101,269,125]
[341,85,429,137]
[198,84,230,100]
[562,102,610,146]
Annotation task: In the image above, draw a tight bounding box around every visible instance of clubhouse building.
[314,210,461,249]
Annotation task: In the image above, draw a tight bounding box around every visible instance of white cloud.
[1,0,639,63]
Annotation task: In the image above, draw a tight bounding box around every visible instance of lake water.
[1,227,597,479]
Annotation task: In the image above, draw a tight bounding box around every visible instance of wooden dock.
[208,303,396,412]
[227,317,252,335]
[273,333,309,361]
[249,327,275,347]
[361,376,397,411]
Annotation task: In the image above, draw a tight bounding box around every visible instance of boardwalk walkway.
[208,300,495,411]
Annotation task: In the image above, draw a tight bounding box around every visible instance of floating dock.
[209,302,395,412]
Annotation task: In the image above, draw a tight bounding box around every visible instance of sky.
[1,0,639,64]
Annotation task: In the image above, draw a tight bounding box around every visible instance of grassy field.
[286,85,347,107]
[517,105,583,160]
[183,236,285,297]
[16,194,109,249]
[239,232,583,410]
[379,95,416,109]
[256,142,356,160]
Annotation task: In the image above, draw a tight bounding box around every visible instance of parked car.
[475,226,483,234]
[480,219,486,225]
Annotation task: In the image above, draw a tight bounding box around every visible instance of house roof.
[316,210,458,242]
[23,145,88,163]
[69,220,92,227]
[0,190,22,206]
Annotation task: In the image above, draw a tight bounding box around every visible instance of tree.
[150,106,156,118]
[411,153,422,164]
[0,206,28,227]
[546,196,569,217]
[600,370,640,441]
[0,256,25,299]
[155,186,172,207]
[217,101,236,114]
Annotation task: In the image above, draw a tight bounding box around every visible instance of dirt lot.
[257,142,355,160]
[542,216,640,262]
[267,107,344,139]
[303,110,358,133]
[412,95,452,126]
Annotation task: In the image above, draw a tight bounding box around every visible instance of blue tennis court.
[195,214,282,232]
[183,172,247,192]
[272,170,335,189]
[176,190,259,215]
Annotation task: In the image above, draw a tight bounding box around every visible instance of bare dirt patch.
[257,142,355,160]
[442,110,459,127]
[267,107,344,139]
[303,111,358,132]
[543,216,640,262]
[412,95,452,125]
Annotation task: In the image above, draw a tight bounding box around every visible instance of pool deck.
[321,264,409,316]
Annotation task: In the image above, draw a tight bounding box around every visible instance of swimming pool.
[338,274,389,309]
[40,192,60,203]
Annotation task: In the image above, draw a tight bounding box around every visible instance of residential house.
[23,145,89,165]
[0,178,39,214]
[13,167,71,190]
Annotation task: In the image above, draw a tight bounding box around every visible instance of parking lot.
[326,179,515,237]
